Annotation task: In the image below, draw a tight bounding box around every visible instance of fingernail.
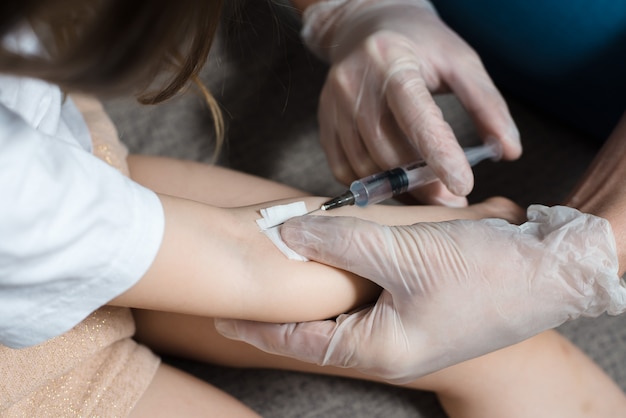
[446,169,474,197]
[509,123,521,145]
[501,124,522,156]
[214,319,237,339]
[432,190,468,208]
[280,221,306,249]
[281,218,325,255]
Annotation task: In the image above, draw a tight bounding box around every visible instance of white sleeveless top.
[0,26,164,348]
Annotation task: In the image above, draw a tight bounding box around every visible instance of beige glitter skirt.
[0,95,160,417]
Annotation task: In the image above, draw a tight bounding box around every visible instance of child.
[1,1,624,417]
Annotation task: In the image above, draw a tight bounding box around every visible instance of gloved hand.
[215,205,626,383]
[302,0,521,206]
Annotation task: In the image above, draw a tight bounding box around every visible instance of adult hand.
[216,205,626,383]
[302,0,521,205]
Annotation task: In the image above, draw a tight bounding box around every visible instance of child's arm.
[112,194,376,321]
[110,192,521,322]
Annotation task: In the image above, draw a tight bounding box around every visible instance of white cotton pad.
[256,201,310,261]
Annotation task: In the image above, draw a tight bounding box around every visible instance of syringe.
[320,141,502,211]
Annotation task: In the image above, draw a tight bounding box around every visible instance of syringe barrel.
[349,160,438,207]
[345,142,498,208]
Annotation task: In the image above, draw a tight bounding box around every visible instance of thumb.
[281,216,395,287]
[214,318,339,365]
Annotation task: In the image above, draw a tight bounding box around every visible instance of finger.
[281,215,396,288]
[339,120,381,180]
[214,318,339,365]
[384,61,474,196]
[358,109,466,206]
[408,180,468,207]
[358,105,422,169]
[353,37,425,171]
[444,55,522,161]
[340,54,408,175]
[319,81,358,184]
[330,62,383,179]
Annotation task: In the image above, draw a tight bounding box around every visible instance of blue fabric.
[431,0,626,139]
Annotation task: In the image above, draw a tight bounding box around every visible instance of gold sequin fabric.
[1,96,160,417]
[72,93,131,177]
[1,308,159,417]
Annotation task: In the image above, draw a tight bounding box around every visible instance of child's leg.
[130,363,260,418]
[433,330,626,418]
[127,154,309,206]
[132,312,626,418]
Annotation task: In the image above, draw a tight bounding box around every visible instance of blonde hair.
[0,0,225,155]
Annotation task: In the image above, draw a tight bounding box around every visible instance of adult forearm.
[566,112,626,274]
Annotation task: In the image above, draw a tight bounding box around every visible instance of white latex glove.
[302,0,521,206]
[215,205,626,383]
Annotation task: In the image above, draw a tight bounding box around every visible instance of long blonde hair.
[0,0,225,153]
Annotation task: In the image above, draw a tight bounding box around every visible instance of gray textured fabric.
[102,2,626,416]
